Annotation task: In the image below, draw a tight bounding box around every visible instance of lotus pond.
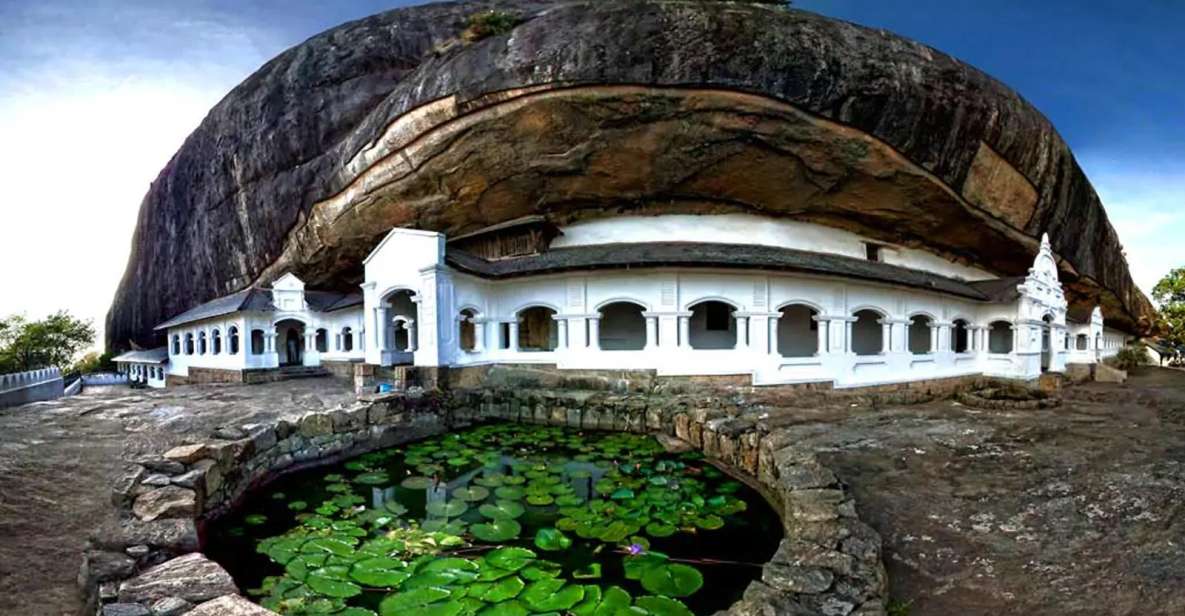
[207,423,781,616]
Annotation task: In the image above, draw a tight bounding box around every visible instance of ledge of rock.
[187,595,277,616]
[117,553,238,606]
[106,0,1154,352]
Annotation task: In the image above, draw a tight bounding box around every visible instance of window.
[776,304,818,357]
[212,329,222,355]
[598,302,646,351]
[865,242,882,262]
[988,321,1013,354]
[315,328,328,353]
[251,329,265,355]
[198,331,207,355]
[229,327,240,355]
[172,335,180,356]
[705,302,731,331]
[951,320,969,353]
[458,311,477,351]
[184,333,195,355]
[851,309,883,356]
[517,307,557,351]
[908,315,933,354]
[342,327,354,352]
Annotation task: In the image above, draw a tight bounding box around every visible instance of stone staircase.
[276,365,332,380]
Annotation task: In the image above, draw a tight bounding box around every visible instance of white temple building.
[152,214,1131,388]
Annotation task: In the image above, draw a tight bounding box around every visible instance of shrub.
[1114,343,1148,371]
[463,10,522,42]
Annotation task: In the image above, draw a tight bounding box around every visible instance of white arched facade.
[356,226,1099,387]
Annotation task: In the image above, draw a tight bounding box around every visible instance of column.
[567,316,589,350]
[407,320,418,352]
[768,315,780,355]
[587,317,601,351]
[678,314,691,349]
[815,317,828,355]
[644,315,658,350]
[473,321,486,353]
[555,318,569,351]
[929,325,939,353]
[881,320,892,353]
[507,321,519,352]
[375,307,389,351]
[845,320,854,354]
[733,315,749,350]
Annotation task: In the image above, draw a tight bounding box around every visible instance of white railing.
[0,367,61,393]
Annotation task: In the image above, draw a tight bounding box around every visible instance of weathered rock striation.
[106,0,1154,350]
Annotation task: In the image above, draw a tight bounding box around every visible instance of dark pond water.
[207,423,781,616]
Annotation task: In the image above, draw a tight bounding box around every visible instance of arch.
[906,310,938,321]
[385,290,419,353]
[988,320,1013,353]
[269,315,310,328]
[171,335,181,356]
[250,329,265,355]
[688,299,736,350]
[228,326,240,355]
[951,319,970,353]
[211,328,222,355]
[458,309,478,352]
[683,296,742,312]
[516,306,557,351]
[908,314,933,354]
[341,326,354,352]
[777,303,818,357]
[315,328,328,353]
[1076,334,1088,350]
[594,297,652,312]
[378,285,419,304]
[197,331,207,355]
[510,301,563,315]
[851,309,883,356]
[598,301,647,351]
[275,318,306,366]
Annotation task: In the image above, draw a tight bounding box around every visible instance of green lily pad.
[401,476,434,489]
[307,566,362,598]
[633,596,694,616]
[479,575,525,602]
[351,557,410,588]
[478,500,525,520]
[494,486,524,500]
[572,563,602,580]
[287,500,308,512]
[571,585,602,616]
[453,486,490,502]
[354,471,391,485]
[419,518,468,534]
[640,563,703,598]
[525,494,554,506]
[244,513,268,526]
[477,599,529,616]
[384,501,408,516]
[485,547,536,572]
[471,518,522,542]
[533,528,571,552]
[301,537,356,557]
[645,522,676,538]
[379,587,463,616]
[521,579,584,611]
[425,499,468,517]
[592,585,631,616]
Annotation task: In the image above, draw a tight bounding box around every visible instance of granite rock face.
[106,0,1153,350]
[117,553,237,605]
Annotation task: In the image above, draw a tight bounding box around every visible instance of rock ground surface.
[1,369,1183,615]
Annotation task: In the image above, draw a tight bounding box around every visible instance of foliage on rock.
[462,10,521,41]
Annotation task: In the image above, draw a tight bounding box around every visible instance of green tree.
[0,311,95,373]
[1152,267,1185,353]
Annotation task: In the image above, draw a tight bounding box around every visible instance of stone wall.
[86,386,887,616]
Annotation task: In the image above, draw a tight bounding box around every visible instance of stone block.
[112,464,147,508]
[118,553,237,605]
[783,518,850,549]
[150,597,194,616]
[771,539,854,576]
[133,486,197,522]
[162,444,208,464]
[242,423,277,452]
[186,594,276,615]
[784,489,845,522]
[777,460,838,490]
[299,413,333,438]
[762,562,834,593]
[103,603,151,616]
[91,519,199,553]
[78,549,137,589]
[142,474,173,487]
[141,458,186,475]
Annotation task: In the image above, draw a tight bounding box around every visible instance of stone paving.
[1,369,1183,615]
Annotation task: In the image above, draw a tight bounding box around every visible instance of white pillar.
[678,315,691,348]
[929,325,938,353]
[587,317,601,351]
[507,321,519,352]
[375,307,389,351]
[769,316,780,356]
[644,315,658,350]
[737,316,751,350]
[407,320,418,352]
[881,321,892,353]
[473,321,486,353]
[556,318,569,350]
[845,320,854,354]
[815,317,828,355]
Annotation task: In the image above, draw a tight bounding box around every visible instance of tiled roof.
[112,347,169,364]
[154,288,362,330]
[447,242,995,301]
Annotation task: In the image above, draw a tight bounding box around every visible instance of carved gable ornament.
[1018,233,1068,314]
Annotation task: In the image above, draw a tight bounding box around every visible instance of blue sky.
[0,0,1181,347]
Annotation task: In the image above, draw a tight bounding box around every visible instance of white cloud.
[1078,154,1185,299]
